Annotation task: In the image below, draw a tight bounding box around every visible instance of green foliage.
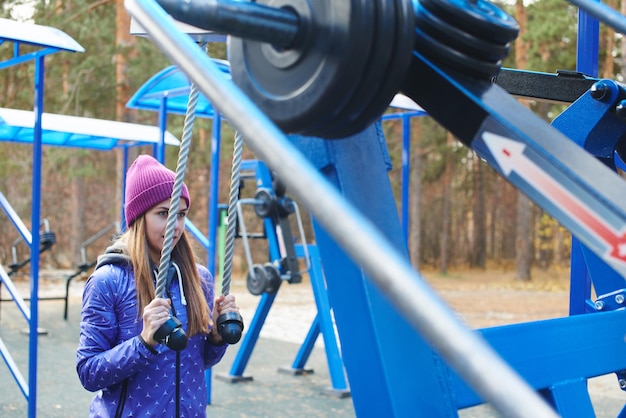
[0,0,589,270]
[524,0,578,71]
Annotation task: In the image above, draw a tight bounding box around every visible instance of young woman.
[77,154,239,417]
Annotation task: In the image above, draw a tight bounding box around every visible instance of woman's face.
[144,198,189,263]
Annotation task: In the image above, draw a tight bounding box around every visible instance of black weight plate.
[341,0,415,138]
[414,23,502,79]
[419,0,519,45]
[246,264,269,295]
[228,0,375,136]
[415,2,509,62]
[314,0,397,138]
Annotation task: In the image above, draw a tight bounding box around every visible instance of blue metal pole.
[228,292,279,376]
[304,244,348,391]
[205,114,222,404]
[121,147,129,230]
[28,53,46,418]
[569,1,599,315]
[207,114,222,275]
[577,8,599,77]
[401,114,411,245]
[290,314,319,368]
[156,96,168,163]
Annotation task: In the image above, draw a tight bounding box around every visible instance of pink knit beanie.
[124,155,190,226]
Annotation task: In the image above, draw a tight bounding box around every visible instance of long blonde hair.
[122,216,211,336]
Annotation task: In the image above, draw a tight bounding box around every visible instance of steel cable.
[220,131,243,296]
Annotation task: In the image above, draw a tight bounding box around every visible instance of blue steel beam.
[451,309,626,409]
[291,129,458,416]
[277,244,348,393]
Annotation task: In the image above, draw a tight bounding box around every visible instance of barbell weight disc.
[334,0,415,138]
[418,0,519,45]
[246,264,269,295]
[413,23,502,79]
[40,231,57,247]
[413,0,518,79]
[315,0,415,138]
[263,263,282,293]
[415,3,509,63]
[228,0,376,138]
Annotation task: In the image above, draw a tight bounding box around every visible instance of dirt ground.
[420,265,572,328]
[3,265,625,417]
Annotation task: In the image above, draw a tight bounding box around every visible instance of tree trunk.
[470,154,486,268]
[515,193,532,280]
[513,0,532,280]
[70,156,86,266]
[602,0,616,78]
[440,132,453,274]
[409,120,422,269]
[115,0,138,225]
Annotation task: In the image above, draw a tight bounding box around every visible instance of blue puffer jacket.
[76,244,228,417]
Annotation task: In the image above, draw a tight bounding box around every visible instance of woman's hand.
[140,297,172,347]
[209,294,240,344]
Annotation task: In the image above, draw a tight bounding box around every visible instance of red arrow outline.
[483,132,626,263]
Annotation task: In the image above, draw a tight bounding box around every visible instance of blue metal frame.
[568,3,600,317]
[0,0,621,415]
[292,244,348,393]
[125,0,626,414]
[216,160,348,394]
[0,24,82,417]
[381,110,427,246]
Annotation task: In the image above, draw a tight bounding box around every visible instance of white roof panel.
[0,108,180,150]
[0,18,84,52]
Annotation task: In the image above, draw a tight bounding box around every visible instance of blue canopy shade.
[129,60,423,121]
[0,107,180,150]
[126,60,231,118]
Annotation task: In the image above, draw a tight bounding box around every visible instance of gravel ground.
[0,269,624,417]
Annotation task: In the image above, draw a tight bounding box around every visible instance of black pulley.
[263,263,282,293]
[246,264,269,295]
[253,188,276,218]
[227,0,372,138]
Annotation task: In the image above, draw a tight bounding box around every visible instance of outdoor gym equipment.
[215,158,350,397]
[126,0,626,416]
[237,173,308,295]
[7,219,56,275]
[0,221,120,321]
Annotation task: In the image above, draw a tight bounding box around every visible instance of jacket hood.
[95,241,131,270]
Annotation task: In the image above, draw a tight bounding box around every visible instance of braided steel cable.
[155,48,204,298]
[220,130,243,296]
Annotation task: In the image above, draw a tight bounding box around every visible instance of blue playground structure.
[126,61,429,401]
[124,0,626,417]
[0,18,184,417]
[3,0,626,415]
